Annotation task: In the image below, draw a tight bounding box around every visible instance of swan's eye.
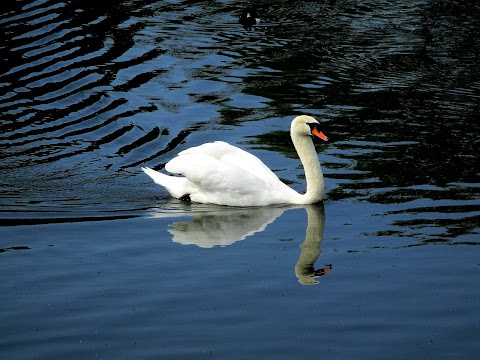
[307,123,328,141]
[307,122,320,133]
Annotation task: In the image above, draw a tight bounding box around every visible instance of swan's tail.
[142,167,191,198]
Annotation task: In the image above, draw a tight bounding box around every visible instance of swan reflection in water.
[148,201,332,285]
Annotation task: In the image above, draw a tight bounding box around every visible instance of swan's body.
[142,115,328,206]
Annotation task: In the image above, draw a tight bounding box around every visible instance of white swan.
[142,115,328,206]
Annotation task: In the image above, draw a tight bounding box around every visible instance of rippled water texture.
[1,0,479,358]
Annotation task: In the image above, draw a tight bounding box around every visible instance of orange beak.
[312,127,328,141]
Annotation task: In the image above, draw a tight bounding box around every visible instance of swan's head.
[291,115,328,141]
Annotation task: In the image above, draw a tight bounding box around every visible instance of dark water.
[1,0,479,358]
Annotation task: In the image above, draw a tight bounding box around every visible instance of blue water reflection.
[1,0,479,358]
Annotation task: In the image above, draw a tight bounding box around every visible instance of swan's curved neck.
[291,132,324,204]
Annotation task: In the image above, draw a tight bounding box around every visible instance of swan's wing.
[178,141,234,158]
[178,141,281,184]
[165,153,270,205]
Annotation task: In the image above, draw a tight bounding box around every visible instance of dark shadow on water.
[0,246,30,254]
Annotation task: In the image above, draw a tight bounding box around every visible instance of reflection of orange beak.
[313,264,332,277]
[312,128,328,141]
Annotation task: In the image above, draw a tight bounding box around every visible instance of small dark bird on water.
[239,7,260,30]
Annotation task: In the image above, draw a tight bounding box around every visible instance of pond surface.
[1,0,479,359]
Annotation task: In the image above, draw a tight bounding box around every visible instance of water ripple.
[0,0,478,242]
